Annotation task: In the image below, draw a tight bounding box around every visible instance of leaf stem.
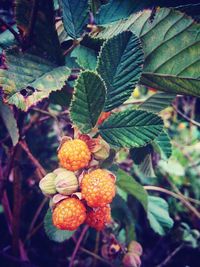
[69,225,89,267]
[0,18,22,45]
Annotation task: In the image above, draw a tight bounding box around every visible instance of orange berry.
[58,139,91,171]
[81,169,116,208]
[86,205,111,231]
[52,198,86,230]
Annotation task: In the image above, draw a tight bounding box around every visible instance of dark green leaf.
[139,93,176,113]
[97,31,144,111]
[130,145,153,165]
[44,209,74,242]
[95,8,200,97]
[0,100,19,146]
[153,131,172,159]
[148,196,174,235]
[70,71,106,133]
[116,168,148,212]
[59,0,89,39]
[0,48,71,111]
[136,153,156,178]
[15,0,63,64]
[99,109,163,148]
[71,45,97,70]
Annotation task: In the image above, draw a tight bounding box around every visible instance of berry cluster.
[39,134,116,231]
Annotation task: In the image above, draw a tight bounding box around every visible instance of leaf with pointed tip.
[70,71,106,133]
[139,93,175,113]
[148,196,174,235]
[44,209,75,242]
[153,131,172,159]
[99,109,163,148]
[96,31,144,111]
[59,0,89,39]
[95,8,200,97]
[0,100,19,146]
[0,49,70,111]
[116,168,148,212]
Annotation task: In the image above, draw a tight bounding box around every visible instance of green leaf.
[95,8,200,97]
[153,131,172,159]
[59,0,89,39]
[116,168,148,212]
[44,209,74,242]
[99,109,163,148]
[70,71,106,133]
[97,31,144,111]
[139,93,176,113]
[148,196,174,235]
[0,100,19,146]
[95,0,151,25]
[0,25,18,50]
[15,0,63,64]
[158,159,185,176]
[136,153,155,178]
[71,45,97,70]
[0,49,71,111]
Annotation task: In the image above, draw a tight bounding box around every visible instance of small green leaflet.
[44,209,75,242]
[148,196,174,235]
[59,0,89,39]
[153,131,172,160]
[97,31,144,111]
[99,109,163,148]
[70,71,106,133]
[71,45,97,70]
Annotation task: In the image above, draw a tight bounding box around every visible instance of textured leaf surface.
[137,153,155,178]
[15,0,63,64]
[99,109,163,148]
[97,31,144,111]
[70,71,106,133]
[95,0,151,25]
[0,49,70,111]
[95,8,200,97]
[153,131,172,159]
[44,209,74,242]
[139,93,176,113]
[60,0,89,39]
[0,100,19,146]
[71,45,97,70]
[148,196,174,235]
[116,168,148,212]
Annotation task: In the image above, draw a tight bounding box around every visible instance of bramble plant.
[0,0,200,266]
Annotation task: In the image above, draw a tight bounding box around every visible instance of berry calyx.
[52,198,86,230]
[81,169,116,208]
[86,205,111,231]
[58,139,91,171]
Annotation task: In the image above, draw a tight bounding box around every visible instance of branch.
[144,186,200,219]
[0,18,22,45]
[69,225,89,267]
[172,104,200,128]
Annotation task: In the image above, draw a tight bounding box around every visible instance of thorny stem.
[0,18,22,45]
[19,140,46,179]
[144,186,200,219]
[69,225,89,267]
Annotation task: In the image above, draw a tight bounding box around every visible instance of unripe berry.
[55,170,79,196]
[39,173,57,195]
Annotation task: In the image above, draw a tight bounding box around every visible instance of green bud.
[39,173,57,195]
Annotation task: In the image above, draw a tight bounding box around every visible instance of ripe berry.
[86,205,111,231]
[52,198,86,230]
[58,139,91,171]
[81,169,116,208]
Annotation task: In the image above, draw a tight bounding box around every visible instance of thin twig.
[19,140,46,179]
[0,18,22,45]
[69,225,89,267]
[144,186,200,219]
[80,247,112,266]
[155,244,184,267]
[172,104,200,128]
[93,231,100,267]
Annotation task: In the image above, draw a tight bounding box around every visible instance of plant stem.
[144,186,200,219]
[69,225,89,267]
[93,231,100,267]
[80,247,112,266]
